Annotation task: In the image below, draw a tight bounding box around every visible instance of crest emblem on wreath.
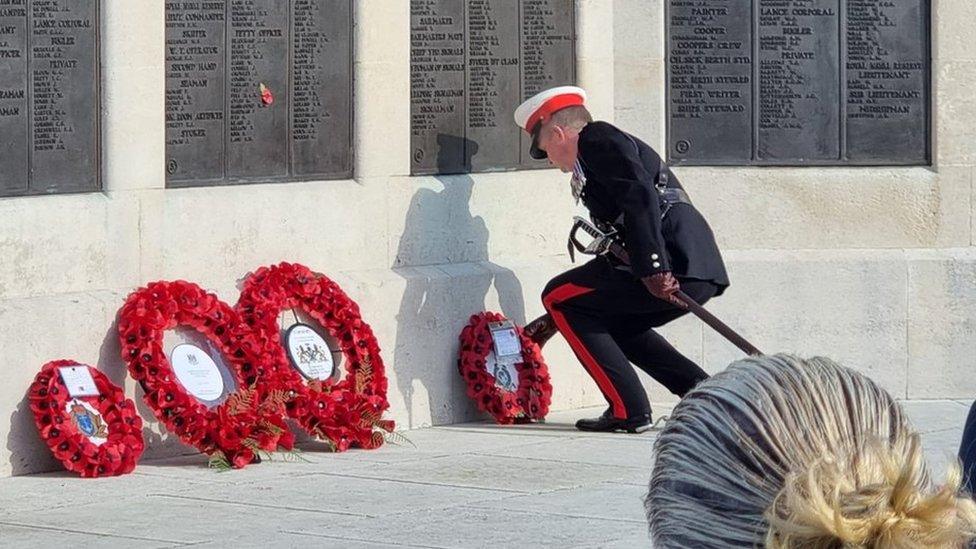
[493,363,516,392]
[68,399,109,439]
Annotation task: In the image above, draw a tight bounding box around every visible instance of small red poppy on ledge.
[259,83,274,106]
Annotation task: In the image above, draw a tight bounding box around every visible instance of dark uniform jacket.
[576,121,730,293]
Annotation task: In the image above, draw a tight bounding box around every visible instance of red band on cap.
[525,94,585,134]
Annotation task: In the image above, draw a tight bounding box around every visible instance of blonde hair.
[646,354,976,548]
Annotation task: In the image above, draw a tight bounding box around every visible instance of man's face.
[537,121,578,173]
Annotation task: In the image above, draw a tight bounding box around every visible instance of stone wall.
[614,0,976,404]
[1,0,966,477]
[0,1,619,477]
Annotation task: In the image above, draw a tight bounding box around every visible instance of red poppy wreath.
[457,312,552,424]
[237,262,394,452]
[28,360,144,478]
[117,280,294,469]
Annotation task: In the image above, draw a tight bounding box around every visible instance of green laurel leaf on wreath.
[257,419,285,436]
[225,388,255,416]
[241,438,274,462]
[207,451,232,472]
[355,356,373,394]
[279,448,311,463]
[375,422,415,448]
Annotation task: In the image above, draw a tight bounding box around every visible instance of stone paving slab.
[340,452,645,494]
[0,493,365,547]
[0,401,970,548]
[182,535,453,549]
[466,481,650,524]
[0,523,181,549]
[297,442,455,466]
[433,405,673,443]
[124,450,380,485]
[288,506,648,549]
[0,466,216,516]
[155,472,518,519]
[472,435,657,470]
[370,426,563,456]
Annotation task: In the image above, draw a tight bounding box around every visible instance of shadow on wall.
[4,317,130,475]
[3,313,197,476]
[393,134,526,429]
[6,396,58,476]
[3,135,531,471]
[98,319,188,460]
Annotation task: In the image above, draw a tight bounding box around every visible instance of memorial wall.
[410,0,575,174]
[2,1,975,477]
[165,0,353,186]
[0,1,608,477]
[0,0,99,196]
[667,0,929,165]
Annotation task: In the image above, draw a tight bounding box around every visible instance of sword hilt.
[568,217,619,262]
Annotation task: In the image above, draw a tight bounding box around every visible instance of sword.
[567,216,616,263]
[539,217,763,357]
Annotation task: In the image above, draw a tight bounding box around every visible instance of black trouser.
[960,401,976,495]
[542,257,717,419]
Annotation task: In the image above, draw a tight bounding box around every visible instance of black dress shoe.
[575,409,653,433]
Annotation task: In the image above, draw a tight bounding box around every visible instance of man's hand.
[641,272,686,309]
[523,314,559,349]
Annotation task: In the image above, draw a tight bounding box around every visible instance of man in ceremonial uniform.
[515,86,729,433]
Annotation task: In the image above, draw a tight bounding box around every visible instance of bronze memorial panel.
[0,0,100,196]
[410,0,576,175]
[667,0,929,166]
[165,0,353,187]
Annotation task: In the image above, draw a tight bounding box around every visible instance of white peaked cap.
[513,86,587,133]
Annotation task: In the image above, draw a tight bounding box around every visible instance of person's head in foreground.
[647,354,976,548]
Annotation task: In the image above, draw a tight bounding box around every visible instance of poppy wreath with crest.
[117,280,294,469]
[28,360,144,478]
[457,312,552,424]
[237,262,394,452]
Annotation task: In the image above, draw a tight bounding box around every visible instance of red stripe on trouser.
[543,283,628,419]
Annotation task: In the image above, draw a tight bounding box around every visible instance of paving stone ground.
[0,401,970,548]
